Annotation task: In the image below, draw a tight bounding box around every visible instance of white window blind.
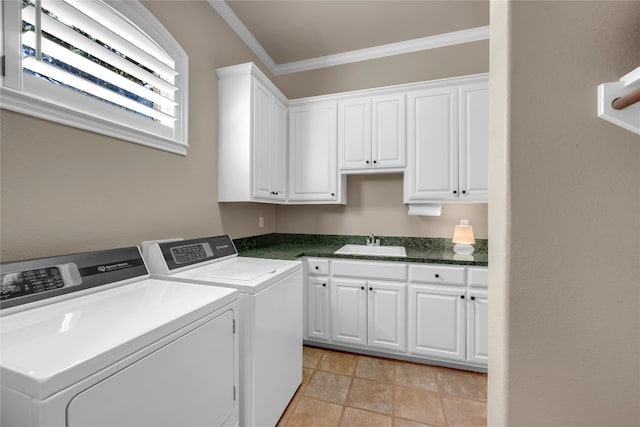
[1,0,189,154]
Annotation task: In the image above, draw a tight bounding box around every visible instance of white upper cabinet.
[338,94,405,172]
[404,75,489,203]
[459,82,489,202]
[218,63,488,206]
[288,102,345,203]
[405,86,459,201]
[372,94,406,169]
[272,98,289,200]
[217,63,288,203]
[338,98,371,170]
[251,79,275,200]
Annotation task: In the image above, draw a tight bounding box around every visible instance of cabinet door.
[367,280,406,352]
[459,83,489,202]
[466,289,488,365]
[272,97,288,201]
[338,98,371,170]
[289,103,339,201]
[252,79,274,200]
[408,284,465,361]
[307,277,330,341]
[405,87,459,202]
[372,94,405,169]
[331,278,367,345]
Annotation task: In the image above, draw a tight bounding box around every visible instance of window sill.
[0,86,188,156]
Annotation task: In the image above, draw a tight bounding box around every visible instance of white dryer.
[1,246,240,427]
[143,235,303,427]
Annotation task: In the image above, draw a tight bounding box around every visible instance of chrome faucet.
[367,232,377,246]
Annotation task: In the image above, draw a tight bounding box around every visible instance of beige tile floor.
[277,346,487,427]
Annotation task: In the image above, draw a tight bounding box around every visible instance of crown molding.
[274,26,489,75]
[208,0,277,72]
[209,0,489,76]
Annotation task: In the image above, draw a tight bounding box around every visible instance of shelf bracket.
[598,66,640,135]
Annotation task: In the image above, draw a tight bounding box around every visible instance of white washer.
[1,247,240,427]
[143,235,303,427]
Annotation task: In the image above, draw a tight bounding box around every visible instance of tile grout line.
[347,355,396,425]
[335,356,356,427]
[391,358,397,425]
[434,366,450,426]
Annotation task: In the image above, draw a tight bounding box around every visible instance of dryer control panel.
[170,242,214,265]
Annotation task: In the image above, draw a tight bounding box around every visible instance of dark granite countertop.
[233,233,488,266]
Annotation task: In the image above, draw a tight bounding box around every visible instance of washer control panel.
[0,247,148,311]
[1,264,82,301]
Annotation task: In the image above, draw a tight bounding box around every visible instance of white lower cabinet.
[307,276,330,341]
[408,284,466,362]
[331,278,367,345]
[466,288,488,365]
[304,258,487,370]
[330,278,406,352]
[367,280,407,352]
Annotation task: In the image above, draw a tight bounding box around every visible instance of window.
[1,0,189,154]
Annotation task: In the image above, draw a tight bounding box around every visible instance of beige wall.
[273,40,489,99]
[0,2,489,261]
[489,1,640,425]
[0,1,277,261]
[276,174,488,239]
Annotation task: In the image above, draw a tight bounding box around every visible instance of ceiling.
[219,0,489,72]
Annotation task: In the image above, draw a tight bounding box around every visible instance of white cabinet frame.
[217,63,289,203]
[367,280,407,352]
[331,278,368,345]
[404,74,489,203]
[307,276,331,341]
[408,284,466,362]
[304,257,488,370]
[466,288,488,365]
[288,102,344,203]
[218,63,488,206]
[338,94,406,172]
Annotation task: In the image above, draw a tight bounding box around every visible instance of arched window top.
[1,0,189,154]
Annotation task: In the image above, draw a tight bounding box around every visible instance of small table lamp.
[452,219,475,255]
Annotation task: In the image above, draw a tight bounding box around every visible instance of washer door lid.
[187,258,288,281]
[0,279,236,399]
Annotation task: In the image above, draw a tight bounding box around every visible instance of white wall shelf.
[598,66,640,135]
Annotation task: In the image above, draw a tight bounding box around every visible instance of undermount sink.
[334,244,407,258]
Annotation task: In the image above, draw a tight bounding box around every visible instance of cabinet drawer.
[409,264,465,286]
[468,268,488,288]
[307,258,330,275]
[331,260,406,281]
